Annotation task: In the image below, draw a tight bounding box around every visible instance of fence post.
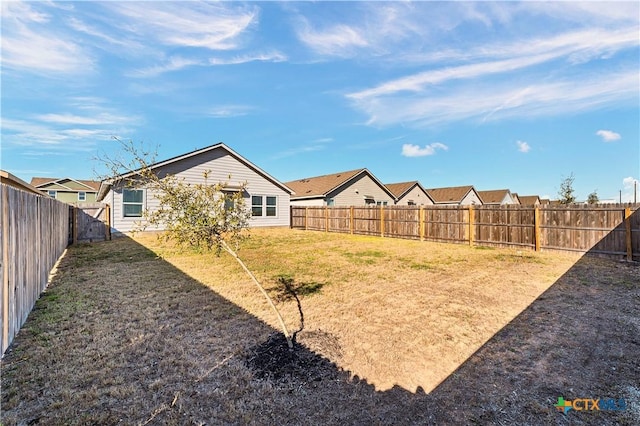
[2,186,10,354]
[419,206,424,241]
[625,207,632,261]
[105,204,112,240]
[468,206,475,246]
[534,207,541,251]
[304,207,308,231]
[325,206,328,232]
[380,205,385,237]
[72,206,78,245]
[350,206,354,235]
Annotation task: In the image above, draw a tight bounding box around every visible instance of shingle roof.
[425,185,475,203]
[385,181,418,198]
[97,143,293,201]
[30,177,101,191]
[477,189,511,204]
[285,169,366,198]
[518,195,541,205]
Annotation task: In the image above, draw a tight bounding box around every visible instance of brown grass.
[1,228,638,425]
[143,229,576,392]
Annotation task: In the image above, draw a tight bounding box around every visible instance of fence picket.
[1,184,70,356]
[291,204,640,260]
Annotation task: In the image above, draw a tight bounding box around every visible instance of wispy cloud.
[131,57,206,77]
[348,27,639,100]
[209,52,287,66]
[207,105,254,118]
[272,138,334,159]
[349,69,637,127]
[297,21,368,57]
[596,130,621,142]
[294,3,430,58]
[516,141,531,153]
[35,113,134,126]
[106,2,258,51]
[401,143,448,158]
[1,1,94,75]
[1,99,142,152]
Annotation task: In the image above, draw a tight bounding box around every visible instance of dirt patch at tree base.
[244,332,341,385]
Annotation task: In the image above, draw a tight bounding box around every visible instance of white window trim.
[48,190,57,198]
[251,194,278,218]
[122,188,145,218]
[78,191,86,201]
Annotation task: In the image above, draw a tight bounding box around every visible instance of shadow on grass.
[1,233,638,425]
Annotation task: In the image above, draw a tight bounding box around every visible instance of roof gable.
[385,181,418,198]
[98,143,292,200]
[518,195,541,205]
[285,169,366,198]
[426,185,476,203]
[385,181,434,203]
[30,177,100,192]
[478,189,512,204]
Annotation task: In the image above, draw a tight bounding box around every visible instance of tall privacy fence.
[1,184,70,355]
[1,184,112,356]
[291,204,640,261]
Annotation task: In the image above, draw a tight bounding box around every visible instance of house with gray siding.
[97,143,293,234]
[285,169,395,206]
[385,181,434,206]
[477,189,519,205]
[426,185,483,206]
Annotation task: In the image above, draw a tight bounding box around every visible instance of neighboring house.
[477,189,519,205]
[30,177,100,203]
[385,181,434,206]
[96,143,293,234]
[511,192,521,204]
[426,185,483,206]
[539,198,551,205]
[1,170,42,195]
[285,168,395,206]
[518,195,541,206]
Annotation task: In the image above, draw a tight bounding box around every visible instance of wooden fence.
[1,184,70,356]
[291,204,640,261]
[70,203,111,243]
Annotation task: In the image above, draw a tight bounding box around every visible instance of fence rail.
[291,204,640,261]
[1,184,70,356]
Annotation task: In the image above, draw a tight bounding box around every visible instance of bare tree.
[97,138,294,348]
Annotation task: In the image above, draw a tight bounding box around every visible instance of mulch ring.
[244,332,342,386]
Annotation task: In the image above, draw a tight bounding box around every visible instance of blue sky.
[2,1,639,202]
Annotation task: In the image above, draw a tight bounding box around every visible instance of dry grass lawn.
[144,229,577,393]
[1,228,638,425]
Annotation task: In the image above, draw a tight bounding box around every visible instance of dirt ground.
[1,229,638,425]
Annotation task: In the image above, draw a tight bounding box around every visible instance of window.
[123,189,144,217]
[251,195,277,217]
[327,198,335,206]
[407,200,415,206]
[266,196,277,217]
[78,191,86,201]
[48,190,57,198]
[376,201,388,206]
